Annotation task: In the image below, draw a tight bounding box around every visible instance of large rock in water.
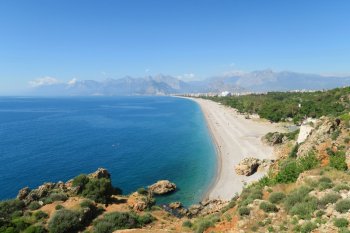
[148,180,176,195]
[235,157,261,176]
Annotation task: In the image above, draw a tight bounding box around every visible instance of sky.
[0,0,350,93]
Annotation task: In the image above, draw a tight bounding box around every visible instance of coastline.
[187,97,281,201]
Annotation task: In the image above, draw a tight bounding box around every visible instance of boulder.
[17,187,30,200]
[148,180,176,195]
[127,192,154,211]
[262,132,286,145]
[235,157,261,176]
[169,202,182,209]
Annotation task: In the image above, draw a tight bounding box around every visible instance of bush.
[259,202,278,213]
[274,159,301,183]
[48,209,81,233]
[239,185,263,207]
[93,212,154,233]
[136,188,148,195]
[315,210,325,217]
[298,152,319,171]
[192,215,220,233]
[182,220,192,228]
[0,199,25,221]
[72,174,89,190]
[81,178,114,204]
[300,221,317,233]
[50,193,68,202]
[289,144,299,158]
[28,201,41,211]
[23,225,47,233]
[335,199,350,213]
[334,184,350,192]
[238,207,250,216]
[34,210,48,220]
[319,192,341,207]
[284,186,317,219]
[269,192,286,204]
[55,205,64,210]
[334,218,349,228]
[329,151,347,171]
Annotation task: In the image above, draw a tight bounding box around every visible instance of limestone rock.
[17,187,30,200]
[262,132,287,145]
[127,192,154,211]
[235,157,261,176]
[148,180,176,195]
[89,168,111,179]
[169,202,182,209]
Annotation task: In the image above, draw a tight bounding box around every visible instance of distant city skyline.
[1,0,350,94]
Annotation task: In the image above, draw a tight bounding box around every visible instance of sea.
[0,96,217,206]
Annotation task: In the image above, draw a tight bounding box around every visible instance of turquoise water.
[0,96,216,206]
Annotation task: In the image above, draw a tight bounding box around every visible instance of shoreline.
[187,97,281,201]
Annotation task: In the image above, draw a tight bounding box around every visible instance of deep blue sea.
[0,96,216,206]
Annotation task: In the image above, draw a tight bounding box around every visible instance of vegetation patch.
[92,211,154,233]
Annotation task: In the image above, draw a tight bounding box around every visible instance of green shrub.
[298,152,319,171]
[55,205,64,210]
[289,144,299,158]
[182,220,192,228]
[300,221,317,233]
[23,225,47,233]
[318,181,334,190]
[329,151,347,171]
[274,159,301,183]
[42,197,53,205]
[92,212,154,233]
[259,202,278,213]
[239,185,263,207]
[28,201,41,211]
[335,199,350,213]
[334,218,349,228]
[284,187,317,219]
[136,188,148,195]
[50,193,68,202]
[34,210,48,220]
[315,210,325,217]
[72,174,89,190]
[319,192,341,207]
[192,214,220,233]
[334,184,350,192]
[81,178,114,204]
[331,129,340,140]
[0,199,25,221]
[238,207,250,216]
[269,192,286,204]
[48,209,81,233]
[11,217,30,231]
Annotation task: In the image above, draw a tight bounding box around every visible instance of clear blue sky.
[1,0,350,93]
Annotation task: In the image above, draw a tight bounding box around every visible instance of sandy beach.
[190,98,281,201]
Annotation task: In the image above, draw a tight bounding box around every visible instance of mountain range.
[28,70,350,96]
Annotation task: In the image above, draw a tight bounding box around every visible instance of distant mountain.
[28,70,350,96]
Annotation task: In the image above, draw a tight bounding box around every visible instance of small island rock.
[148,180,176,195]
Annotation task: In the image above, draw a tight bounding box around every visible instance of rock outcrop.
[187,199,228,217]
[262,132,287,145]
[235,157,261,176]
[89,168,111,179]
[148,180,176,195]
[17,187,30,200]
[127,192,155,211]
